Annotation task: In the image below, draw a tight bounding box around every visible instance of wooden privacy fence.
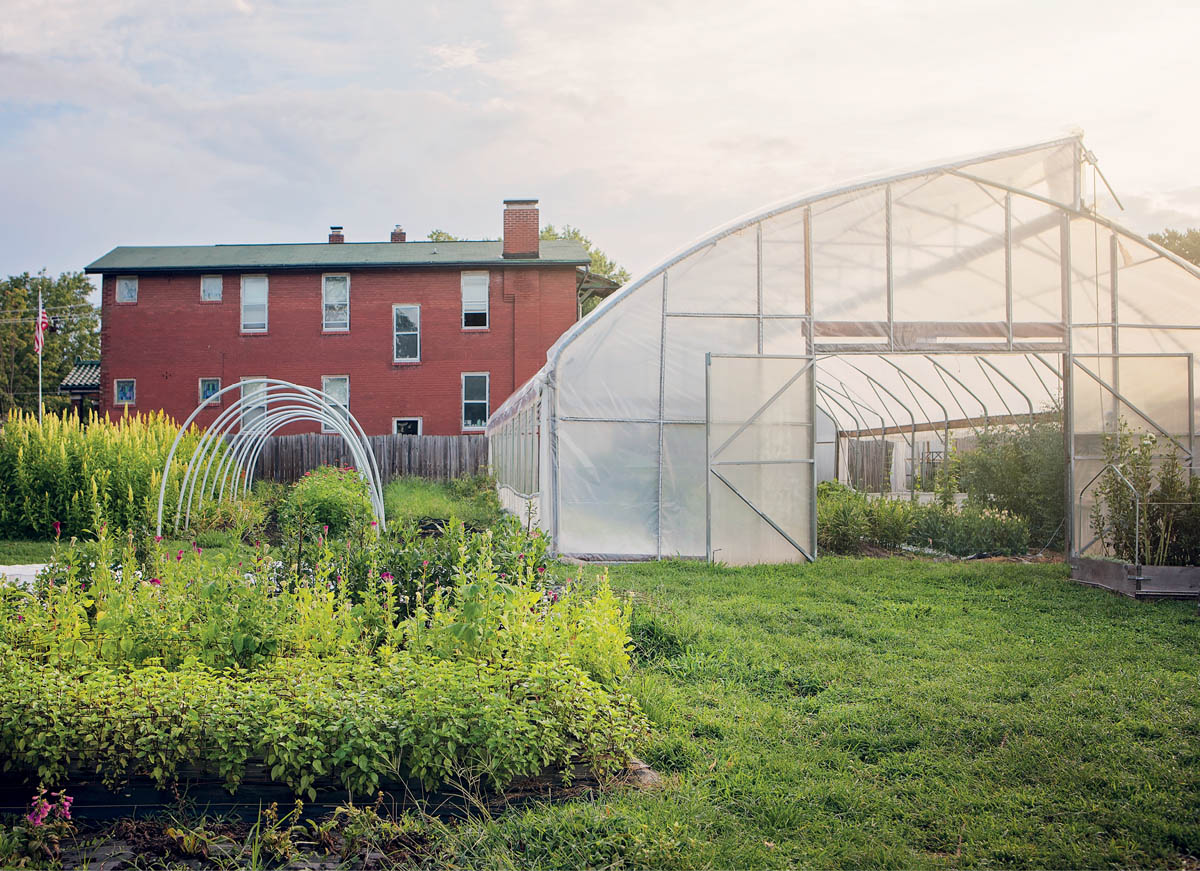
[252,434,488,483]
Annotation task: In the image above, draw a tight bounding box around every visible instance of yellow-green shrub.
[0,410,210,539]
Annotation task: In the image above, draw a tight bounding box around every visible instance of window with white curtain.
[201,275,223,302]
[321,375,349,432]
[323,274,350,330]
[240,377,268,429]
[461,271,489,329]
[241,276,268,332]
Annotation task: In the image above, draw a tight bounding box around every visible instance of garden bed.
[1070,555,1200,599]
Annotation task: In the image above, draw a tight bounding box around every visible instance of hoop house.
[488,136,1200,563]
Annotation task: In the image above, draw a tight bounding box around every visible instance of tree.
[540,224,630,286]
[0,272,100,415]
[1149,228,1200,267]
[426,229,463,242]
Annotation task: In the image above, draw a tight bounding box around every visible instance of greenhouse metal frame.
[488,136,1200,564]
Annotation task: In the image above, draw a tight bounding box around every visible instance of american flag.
[33,308,49,355]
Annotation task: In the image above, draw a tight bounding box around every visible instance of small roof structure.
[59,359,100,394]
[84,240,590,274]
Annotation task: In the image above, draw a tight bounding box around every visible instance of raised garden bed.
[1070,556,1200,599]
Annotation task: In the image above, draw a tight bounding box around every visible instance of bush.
[958,415,1065,549]
[817,482,1029,556]
[0,520,645,797]
[816,482,869,554]
[279,465,374,539]
[0,410,209,539]
[1091,425,1200,565]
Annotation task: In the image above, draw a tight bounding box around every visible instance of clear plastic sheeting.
[487,134,1200,564]
[708,355,814,565]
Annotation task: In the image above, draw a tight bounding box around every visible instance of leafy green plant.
[279,464,373,540]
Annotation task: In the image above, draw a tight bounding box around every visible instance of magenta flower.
[52,520,61,538]
[422,560,429,567]
[16,614,24,623]
[380,571,394,581]
[176,549,184,561]
[537,566,546,574]
[322,525,329,535]
[154,535,163,543]
[370,521,378,527]
[149,577,162,586]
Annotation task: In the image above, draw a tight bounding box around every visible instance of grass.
[0,540,56,564]
[436,557,1200,869]
[383,474,501,529]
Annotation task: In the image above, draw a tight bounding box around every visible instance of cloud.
[2,0,1200,282]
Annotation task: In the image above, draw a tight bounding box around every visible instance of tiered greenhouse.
[488,136,1200,565]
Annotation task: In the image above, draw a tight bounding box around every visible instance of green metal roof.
[85,240,590,274]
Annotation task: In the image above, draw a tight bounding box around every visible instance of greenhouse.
[487,136,1200,564]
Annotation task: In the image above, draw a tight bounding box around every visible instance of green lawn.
[439,557,1200,869]
[383,474,501,529]
[0,540,56,564]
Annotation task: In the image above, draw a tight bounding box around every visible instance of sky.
[3,0,1200,299]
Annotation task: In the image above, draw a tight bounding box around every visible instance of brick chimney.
[328,226,344,244]
[390,225,406,243]
[502,199,539,259]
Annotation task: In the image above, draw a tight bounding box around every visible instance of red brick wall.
[98,265,577,435]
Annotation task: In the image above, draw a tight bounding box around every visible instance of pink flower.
[422,560,429,567]
[149,577,161,586]
[15,614,24,623]
[52,521,61,538]
[380,571,394,581]
[154,535,163,543]
[176,549,184,561]
[537,566,546,574]
[322,525,329,535]
[370,521,378,527]
[499,573,507,579]
[518,553,525,560]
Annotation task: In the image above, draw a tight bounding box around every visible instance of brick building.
[85,200,591,435]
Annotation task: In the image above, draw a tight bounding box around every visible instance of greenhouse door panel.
[706,354,816,565]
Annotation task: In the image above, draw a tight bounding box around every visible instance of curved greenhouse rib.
[156,380,386,535]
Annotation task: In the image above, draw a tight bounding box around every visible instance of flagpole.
[37,288,43,424]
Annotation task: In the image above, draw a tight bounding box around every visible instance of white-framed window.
[201,275,223,302]
[462,372,489,430]
[113,378,136,405]
[322,274,350,331]
[241,275,268,332]
[115,276,138,304]
[199,377,221,406]
[393,417,422,435]
[240,377,268,430]
[321,375,349,433]
[461,271,489,329]
[393,304,420,362]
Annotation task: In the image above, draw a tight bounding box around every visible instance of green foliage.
[816,481,870,554]
[0,519,645,797]
[0,410,211,539]
[383,474,501,529]
[279,464,373,540]
[1090,423,1200,565]
[818,481,1029,556]
[1149,226,1200,266]
[959,416,1065,548]
[541,224,631,286]
[0,271,100,416]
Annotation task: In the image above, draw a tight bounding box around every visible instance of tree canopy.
[0,272,100,414]
[1149,228,1200,267]
[540,224,630,286]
